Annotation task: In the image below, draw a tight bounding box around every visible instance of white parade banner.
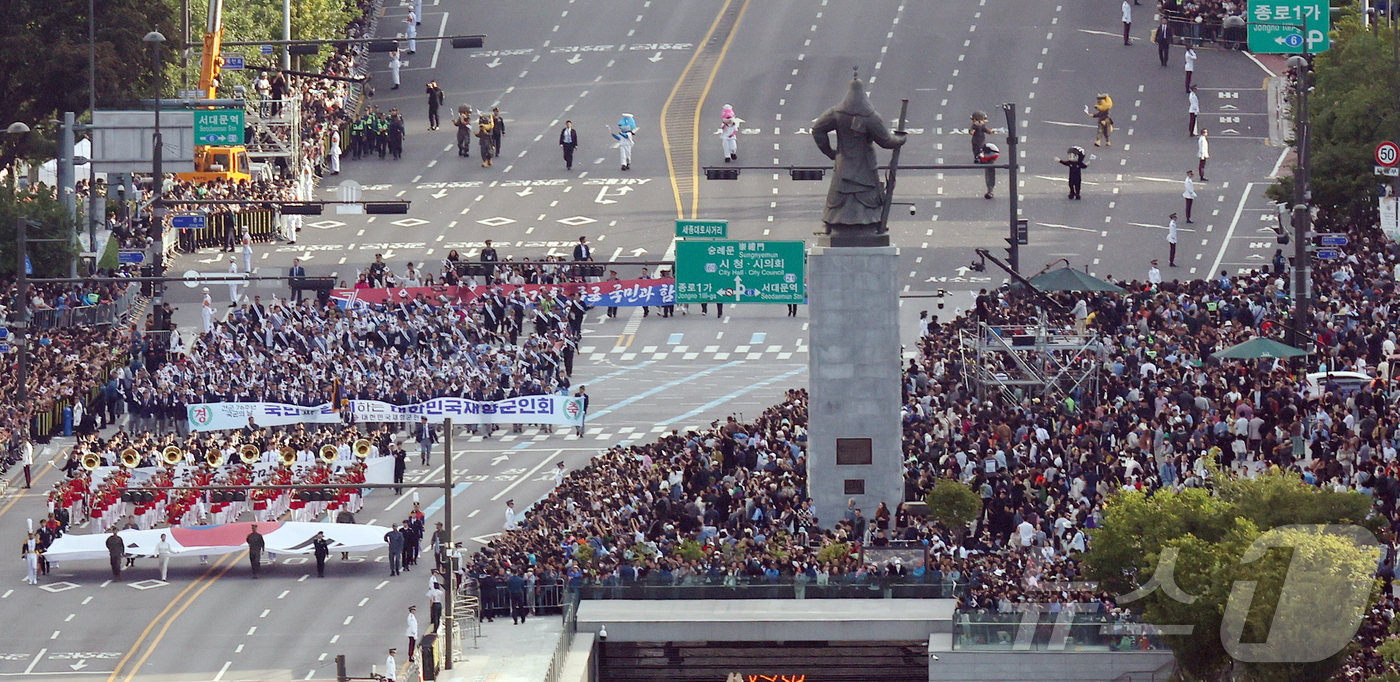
[187,402,342,432]
[349,395,587,426]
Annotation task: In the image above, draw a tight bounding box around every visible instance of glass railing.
[953,611,1171,652]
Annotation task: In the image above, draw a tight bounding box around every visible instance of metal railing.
[544,595,580,682]
[27,283,142,330]
[953,612,1170,652]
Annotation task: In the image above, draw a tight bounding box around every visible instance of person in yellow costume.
[1086,94,1113,147]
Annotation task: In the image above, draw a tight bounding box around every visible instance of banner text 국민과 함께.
[187,402,341,432]
[349,395,587,426]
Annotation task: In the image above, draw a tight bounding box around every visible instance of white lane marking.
[330,635,340,644]
[430,12,449,69]
[1210,182,1255,277]
[0,590,11,599]
[298,575,308,582]
[235,644,244,653]
[214,661,232,681]
[375,581,389,590]
[260,609,270,618]
[247,627,257,636]
[278,590,289,599]
[358,598,369,607]
[65,614,74,622]
[50,631,60,640]
[490,450,563,501]
[24,649,47,675]
[343,616,354,626]
[467,509,480,518]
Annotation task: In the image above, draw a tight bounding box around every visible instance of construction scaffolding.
[960,321,1105,407]
[242,97,301,163]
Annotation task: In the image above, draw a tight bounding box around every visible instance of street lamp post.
[144,30,167,328]
[1286,53,1313,350]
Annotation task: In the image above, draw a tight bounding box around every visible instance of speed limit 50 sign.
[1378,141,1399,167]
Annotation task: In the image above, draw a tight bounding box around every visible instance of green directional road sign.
[1246,0,1329,53]
[193,109,245,145]
[675,219,728,238]
[675,240,805,304]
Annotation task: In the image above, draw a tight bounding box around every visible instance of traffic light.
[365,202,410,214]
[368,40,399,53]
[289,44,320,56]
[790,168,824,181]
[280,203,323,215]
[452,37,485,49]
[705,168,740,180]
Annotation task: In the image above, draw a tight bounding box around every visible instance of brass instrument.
[81,452,102,471]
[319,444,339,464]
[205,448,225,468]
[279,446,297,467]
[161,446,185,467]
[120,448,141,469]
[240,444,260,465]
[353,439,372,459]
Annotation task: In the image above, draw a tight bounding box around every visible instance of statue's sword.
[877,98,910,233]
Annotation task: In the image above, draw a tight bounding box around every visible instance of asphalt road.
[6,0,1293,680]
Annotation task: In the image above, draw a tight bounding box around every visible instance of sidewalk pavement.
[443,614,564,682]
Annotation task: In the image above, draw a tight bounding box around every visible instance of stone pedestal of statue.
[806,244,904,528]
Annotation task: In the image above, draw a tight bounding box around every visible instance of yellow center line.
[106,552,239,682]
[0,461,53,522]
[118,550,246,682]
[660,0,737,221]
[687,0,750,220]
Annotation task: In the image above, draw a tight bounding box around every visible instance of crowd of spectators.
[456,209,1400,668]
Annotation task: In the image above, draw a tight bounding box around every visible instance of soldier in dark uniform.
[388,109,406,160]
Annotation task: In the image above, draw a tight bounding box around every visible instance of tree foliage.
[176,0,357,89]
[1083,469,1380,682]
[0,0,174,170]
[0,183,80,277]
[1267,11,1400,231]
[924,478,983,538]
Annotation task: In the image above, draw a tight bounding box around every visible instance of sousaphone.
[81,451,102,471]
[319,444,339,465]
[279,446,297,467]
[353,439,372,459]
[240,444,260,465]
[120,448,141,469]
[205,448,225,468]
[161,446,185,467]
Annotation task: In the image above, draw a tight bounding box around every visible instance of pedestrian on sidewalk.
[1197,129,1210,181]
[1155,18,1172,65]
[1183,170,1197,222]
[1184,46,1197,91]
[1188,85,1200,136]
[1122,0,1133,45]
[1167,213,1179,267]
